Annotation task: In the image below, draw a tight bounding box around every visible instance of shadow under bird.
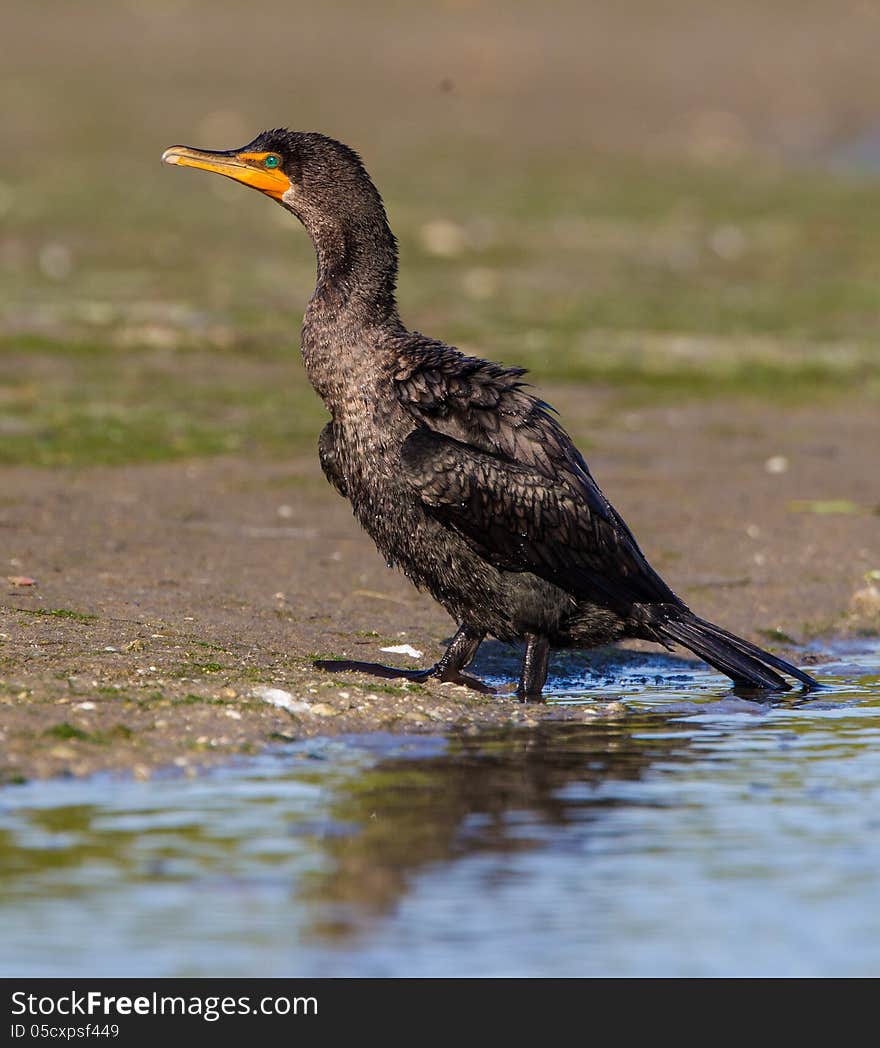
[162,129,819,700]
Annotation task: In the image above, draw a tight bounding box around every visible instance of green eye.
[264,155,280,169]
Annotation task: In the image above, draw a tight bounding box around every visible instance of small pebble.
[765,455,789,474]
[419,219,466,257]
[39,242,73,280]
[251,686,311,714]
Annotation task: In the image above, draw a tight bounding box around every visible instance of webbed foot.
[313,658,496,694]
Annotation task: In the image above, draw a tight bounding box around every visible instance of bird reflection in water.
[293,714,696,940]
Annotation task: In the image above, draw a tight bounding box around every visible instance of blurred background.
[3,2,880,980]
[3,0,880,465]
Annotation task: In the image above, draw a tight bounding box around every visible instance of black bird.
[162,130,819,699]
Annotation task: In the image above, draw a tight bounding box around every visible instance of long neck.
[297,205,403,405]
[304,211,400,326]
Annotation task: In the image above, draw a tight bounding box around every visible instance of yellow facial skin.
[161,147,291,201]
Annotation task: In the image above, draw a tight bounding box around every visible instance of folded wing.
[392,337,679,616]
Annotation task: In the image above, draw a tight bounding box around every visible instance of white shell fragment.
[380,644,424,659]
[251,686,311,714]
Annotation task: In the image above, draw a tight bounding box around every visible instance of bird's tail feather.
[655,612,818,691]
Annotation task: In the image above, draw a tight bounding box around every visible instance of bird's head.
[162,128,398,311]
[161,128,383,226]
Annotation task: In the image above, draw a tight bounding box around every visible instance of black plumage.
[163,129,819,699]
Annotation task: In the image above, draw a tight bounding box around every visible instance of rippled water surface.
[2,643,879,977]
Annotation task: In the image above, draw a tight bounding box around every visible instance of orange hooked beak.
[161,145,291,201]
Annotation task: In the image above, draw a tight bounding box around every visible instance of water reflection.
[300,716,695,936]
[0,643,878,975]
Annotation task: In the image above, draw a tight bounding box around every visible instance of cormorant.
[162,130,819,699]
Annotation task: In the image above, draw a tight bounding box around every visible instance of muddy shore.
[1,390,877,782]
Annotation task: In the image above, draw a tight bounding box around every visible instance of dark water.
[1,643,879,977]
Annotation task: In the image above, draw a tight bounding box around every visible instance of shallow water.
[2,642,879,977]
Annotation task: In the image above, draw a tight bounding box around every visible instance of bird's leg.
[314,625,494,693]
[517,634,550,702]
[431,625,485,682]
